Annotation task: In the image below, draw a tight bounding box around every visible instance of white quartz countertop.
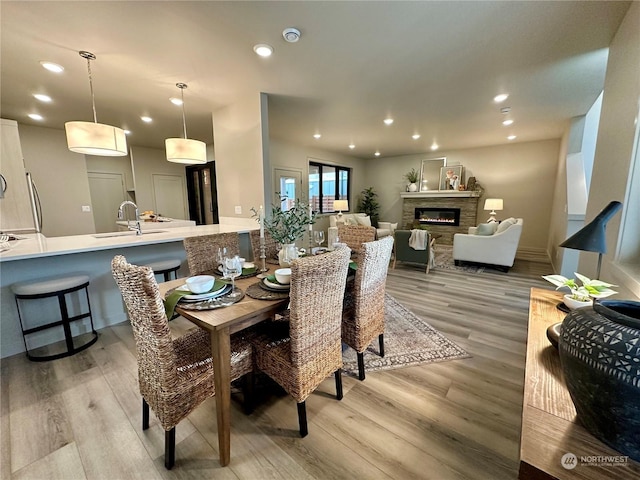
[116,218,196,229]
[0,224,258,262]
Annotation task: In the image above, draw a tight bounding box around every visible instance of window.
[308,160,350,213]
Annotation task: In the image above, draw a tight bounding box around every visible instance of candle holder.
[256,237,268,279]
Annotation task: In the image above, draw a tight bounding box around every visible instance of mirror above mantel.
[419,157,446,191]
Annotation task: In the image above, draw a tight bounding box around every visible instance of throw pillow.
[355,215,372,227]
[496,218,516,233]
[476,223,495,236]
[390,222,398,232]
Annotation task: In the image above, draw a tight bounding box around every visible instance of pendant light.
[65,51,127,156]
[165,83,206,164]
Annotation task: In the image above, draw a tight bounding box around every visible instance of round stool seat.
[12,274,90,297]
[145,259,181,272]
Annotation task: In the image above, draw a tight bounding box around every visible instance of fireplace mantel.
[400,191,480,199]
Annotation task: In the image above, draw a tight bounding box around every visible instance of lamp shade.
[165,138,207,164]
[65,121,128,156]
[333,199,349,212]
[560,201,623,254]
[484,198,504,211]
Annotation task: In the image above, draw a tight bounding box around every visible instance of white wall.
[583,2,640,300]
[18,124,96,236]
[366,139,561,257]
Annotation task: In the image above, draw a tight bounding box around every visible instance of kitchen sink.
[91,230,167,239]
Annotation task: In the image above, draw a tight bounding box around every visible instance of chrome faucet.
[117,201,142,236]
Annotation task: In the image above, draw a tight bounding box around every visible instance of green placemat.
[164,279,227,318]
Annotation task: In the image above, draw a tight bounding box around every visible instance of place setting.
[164,271,244,314]
[215,248,260,279]
[246,268,291,300]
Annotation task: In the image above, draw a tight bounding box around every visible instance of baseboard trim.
[516,247,549,263]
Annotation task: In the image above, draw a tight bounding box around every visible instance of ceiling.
[0,1,631,159]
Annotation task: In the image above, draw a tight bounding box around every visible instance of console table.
[520,288,640,479]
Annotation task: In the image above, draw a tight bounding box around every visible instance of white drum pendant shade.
[165,138,207,164]
[65,121,128,156]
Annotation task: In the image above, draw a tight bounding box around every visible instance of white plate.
[176,282,228,301]
[263,278,290,290]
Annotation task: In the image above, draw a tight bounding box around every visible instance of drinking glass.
[223,255,242,297]
[314,231,325,252]
[217,247,228,277]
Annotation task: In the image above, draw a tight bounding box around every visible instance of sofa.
[327,213,397,249]
[452,217,523,271]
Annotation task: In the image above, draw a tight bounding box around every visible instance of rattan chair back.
[337,224,376,255]
[183,232,240,276]
[343,236,394,352]
[249,229,280,265]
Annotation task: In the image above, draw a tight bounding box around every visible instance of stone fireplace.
[400,192,480,245]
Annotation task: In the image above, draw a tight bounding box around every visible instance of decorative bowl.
[275,268,291,284]
[185,275,215,294]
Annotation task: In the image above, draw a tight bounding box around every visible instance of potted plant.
[404,168,420,192]
[357,187,380,227]
[542,272,617,310]
[251,195,316,266]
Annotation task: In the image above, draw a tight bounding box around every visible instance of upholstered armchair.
[327,213,396,248]
[452,217,523,271]
[393,230,435,273]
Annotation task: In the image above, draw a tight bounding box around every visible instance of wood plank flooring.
[1,259,553,479]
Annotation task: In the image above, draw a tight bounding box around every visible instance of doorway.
[88,172,127,233]
[152,174,188,220]
[273,168,303,211]
[186,162,219,224]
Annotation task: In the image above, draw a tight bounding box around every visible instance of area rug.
[433,245,485,273]
[341,294,470,377]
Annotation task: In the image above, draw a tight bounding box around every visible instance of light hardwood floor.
[1,259,552,480]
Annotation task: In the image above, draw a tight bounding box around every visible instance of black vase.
[559,299,640,461]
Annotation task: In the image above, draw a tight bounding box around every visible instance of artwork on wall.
[439,165,464,191]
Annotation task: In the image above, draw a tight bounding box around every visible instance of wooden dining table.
[158,275,289,466]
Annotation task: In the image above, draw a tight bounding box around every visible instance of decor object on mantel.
[251,195,315,267]
[439,165,463,191]
[483,198,503,222]
[165,83,206,164]
[404,168,419,192]
[559,299,640,462]
[65,51,128,156]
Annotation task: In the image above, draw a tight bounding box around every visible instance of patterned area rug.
[433,245,486,273]
[341,294,470,377]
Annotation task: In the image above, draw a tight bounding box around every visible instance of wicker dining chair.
[111,255,254,469]
[183,232,240,276]
[337,224,377,256]
[252,246,351,437]
[342,235,394,380]
[249,229,280,265]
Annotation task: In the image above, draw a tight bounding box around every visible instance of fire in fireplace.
[415,207,461,226]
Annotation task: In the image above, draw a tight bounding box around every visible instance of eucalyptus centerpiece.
[251,195,316,266]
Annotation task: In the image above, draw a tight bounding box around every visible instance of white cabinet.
[0,119,36,232]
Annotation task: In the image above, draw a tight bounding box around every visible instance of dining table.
[158,274,289,466]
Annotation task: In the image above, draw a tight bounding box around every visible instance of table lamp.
[333,199,349,224]
[484,198,503,222]
[559,200,623,279]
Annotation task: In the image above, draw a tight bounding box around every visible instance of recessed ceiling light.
[374,151,381,157]
[507,135,517,140]
[170,97,183,106]
[33,94,52,103]
[502,119,514,126]
[141,116,153,123]
[40,61,64,73]
[124,130,131,135]
[28,113,44,121]
[253,44,273,57]
[430,143,439,151]
[412,134,421,140]
[383,118,394,126]
[313,133,321,139]
[348,144,355,149]
[494,94,509,103]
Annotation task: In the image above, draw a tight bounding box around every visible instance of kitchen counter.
[115,218,196,231]
[0,224,254,262]
[0,224,259,358]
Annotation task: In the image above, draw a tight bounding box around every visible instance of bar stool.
[144,258,181,282]
[12,274,98,362]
